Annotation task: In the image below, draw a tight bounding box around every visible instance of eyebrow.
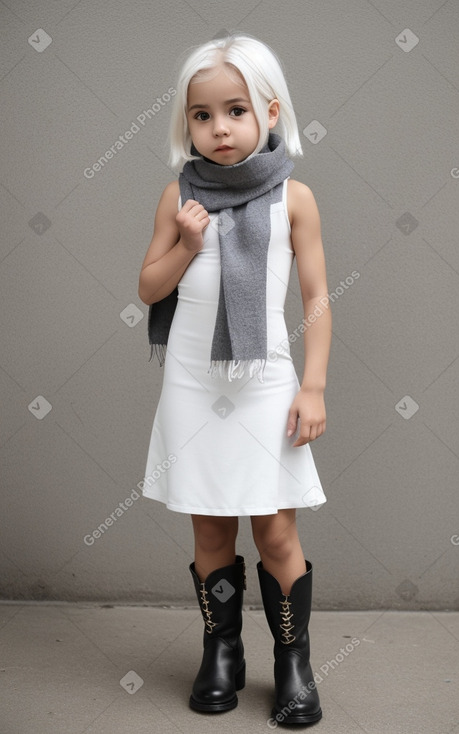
[188,97,250,111]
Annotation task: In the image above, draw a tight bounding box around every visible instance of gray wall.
[1,1,458,609]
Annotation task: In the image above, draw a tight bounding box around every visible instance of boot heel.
[235,660,246,690]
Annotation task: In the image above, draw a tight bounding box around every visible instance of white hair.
[168,33,303,171]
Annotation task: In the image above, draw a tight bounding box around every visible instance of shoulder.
[155,180,180,219]
[286,179,322,258]
[286,179,319,226]
[161,180,180,206]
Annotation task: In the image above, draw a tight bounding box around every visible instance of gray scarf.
[147,133,294,382]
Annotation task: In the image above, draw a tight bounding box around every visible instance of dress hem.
[141,492,327,516]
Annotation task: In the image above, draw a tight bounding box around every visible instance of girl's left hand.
[287,388,326,447]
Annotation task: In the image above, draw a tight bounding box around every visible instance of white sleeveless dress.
[142,179,327,515]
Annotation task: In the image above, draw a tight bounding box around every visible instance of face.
[186,65,279,166]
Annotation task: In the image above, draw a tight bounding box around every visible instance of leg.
[191,514,239,581]
[251,509,305,594]
[252,509,322,725]
[188,514,245,713]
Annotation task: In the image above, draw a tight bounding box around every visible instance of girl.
[138,33,331,725]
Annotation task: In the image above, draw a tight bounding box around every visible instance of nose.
[212,114,229,137]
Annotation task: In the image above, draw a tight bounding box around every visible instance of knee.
[253,525,296,564]
[193,517,237,554]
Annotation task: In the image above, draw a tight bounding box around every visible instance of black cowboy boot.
[189,554,246,712]
[257,559,322,725]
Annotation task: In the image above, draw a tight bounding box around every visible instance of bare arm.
[138,181,210,305]
[286,179,332,446]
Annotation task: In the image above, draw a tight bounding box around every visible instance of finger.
[292,434,308,447]
[181,203,206,221]
[316,420,326,438]
[292,423,312,447]
[182,198,201,211]
[287,409,298,437]
[191,209,210,224]
[187,203,205,216]
[305,421,326,443]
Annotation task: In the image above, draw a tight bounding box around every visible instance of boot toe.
[190,682,238,712]
[271,704,322,725]
[273,656,322,723]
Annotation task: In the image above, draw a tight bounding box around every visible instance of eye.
[230,107,246,117]
[194,111,210,121]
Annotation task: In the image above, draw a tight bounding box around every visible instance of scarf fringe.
[149,343,167,367]
[150,347,266,383]
[208,359,266,383]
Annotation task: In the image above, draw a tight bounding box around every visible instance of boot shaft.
[257,560,313,653]
[190,555,246,641]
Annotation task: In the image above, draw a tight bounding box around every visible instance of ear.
[267,98,280,129]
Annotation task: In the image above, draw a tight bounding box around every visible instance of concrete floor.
[0,603,458,734]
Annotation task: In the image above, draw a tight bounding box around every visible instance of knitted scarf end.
[149,343,167,367]
[208,359,266,383]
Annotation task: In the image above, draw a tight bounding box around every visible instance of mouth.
[215,145,234,152]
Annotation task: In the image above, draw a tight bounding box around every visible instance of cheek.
[190,121,205,135]
[188,124,201,142]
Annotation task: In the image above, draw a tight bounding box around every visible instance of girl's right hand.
[176,199,210,252]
